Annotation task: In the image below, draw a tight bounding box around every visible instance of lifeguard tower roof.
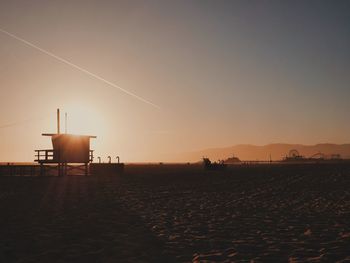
[42,133,96,138]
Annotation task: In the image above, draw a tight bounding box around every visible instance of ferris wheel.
[288,149,300,158]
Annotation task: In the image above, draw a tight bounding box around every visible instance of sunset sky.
[0,0,349,162]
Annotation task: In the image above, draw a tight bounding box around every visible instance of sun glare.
[62,103,105,137]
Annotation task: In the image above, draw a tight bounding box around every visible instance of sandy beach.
[1,164,350,262]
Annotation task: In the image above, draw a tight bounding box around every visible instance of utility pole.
[57,108,60,134]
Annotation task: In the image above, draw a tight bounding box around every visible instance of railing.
[35,150,94,163]
[89,150,94,163]
[35,150,56,162]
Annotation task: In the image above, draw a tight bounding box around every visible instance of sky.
[0,0,349,162]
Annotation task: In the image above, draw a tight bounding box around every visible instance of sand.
[1,163,350,262]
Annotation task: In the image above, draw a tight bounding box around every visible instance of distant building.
[224,155,241,164]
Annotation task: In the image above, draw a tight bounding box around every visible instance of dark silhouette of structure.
[283,149,304,162]
[35,109,96,176]
[283,149,343,163]
[90,160,124,175]
[203,157,227,171]
[224,154,241,164]
[309,152,325,160]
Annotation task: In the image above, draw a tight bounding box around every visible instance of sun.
[62,103,106,137]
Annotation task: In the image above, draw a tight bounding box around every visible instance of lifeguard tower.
[35,109,96,176]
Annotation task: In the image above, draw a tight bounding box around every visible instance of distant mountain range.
[175,144,350,162]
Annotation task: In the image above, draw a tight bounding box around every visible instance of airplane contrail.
[0,28,160,109]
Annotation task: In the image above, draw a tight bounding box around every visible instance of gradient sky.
[0,0,349,162]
